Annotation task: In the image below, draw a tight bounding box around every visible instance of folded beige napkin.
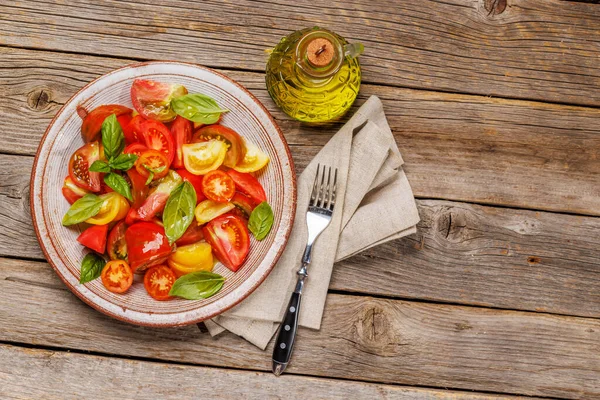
[205,95,420,349]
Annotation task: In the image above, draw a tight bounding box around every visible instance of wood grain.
[1,47,599,215]
[2,0,600,106]
[3,150,600,318]
[1,258,599,398]
[0,344,537,400]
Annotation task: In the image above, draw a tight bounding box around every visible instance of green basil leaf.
[62,194,104,226]
[162,181,197,244]
[109,153,138,171]
[104,173,132,202]
[101,114,125,161]
[172,93,228,124]
[89,160,111,173]
[248,201,274,240]
[145,171,154,185]
[169,271,225,300]
[79,253,106,284]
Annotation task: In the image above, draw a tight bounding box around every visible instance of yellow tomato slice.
[195,200,234,225]
[168,242,213,277]
[233,140,270,173]
[86,192,130,225]
[182,140,227,175]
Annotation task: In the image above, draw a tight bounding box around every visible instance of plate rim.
[29,60,297,327]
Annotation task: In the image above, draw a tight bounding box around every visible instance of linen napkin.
[204,95,420,349]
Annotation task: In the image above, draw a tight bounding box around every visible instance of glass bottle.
[265,27,364,123]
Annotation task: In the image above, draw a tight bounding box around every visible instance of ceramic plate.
[30,62,296,327]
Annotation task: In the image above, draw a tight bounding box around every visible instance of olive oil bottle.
[265,27,364,123]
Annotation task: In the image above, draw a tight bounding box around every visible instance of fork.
[272,164,338,376]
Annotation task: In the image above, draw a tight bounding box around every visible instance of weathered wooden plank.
[3,150,600,318]
[2,0,600,106]
[0,344,535,400]
[2,47,600,215]
[0,258,598,398]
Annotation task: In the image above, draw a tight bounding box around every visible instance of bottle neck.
[294,31,343,80]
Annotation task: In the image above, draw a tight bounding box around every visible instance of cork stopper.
[306,38,334,67]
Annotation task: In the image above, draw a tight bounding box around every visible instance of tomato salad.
[62,79,274,301]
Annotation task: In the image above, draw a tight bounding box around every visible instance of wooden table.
[1,1,600,398]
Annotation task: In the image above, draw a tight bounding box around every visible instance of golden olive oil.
[266,27,363,123]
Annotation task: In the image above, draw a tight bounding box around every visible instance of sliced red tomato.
[202,170,235,203]
[192,125,246,168]
[69,141,102,192]
[141,119,175,166]
[107,220,128,261]
[123,143,148,158]
[175,222,205,246]
[117,113,133,136]
[131,79,187,122]
[125,207,139,226]
[223,207,249,223]
[126,168,149,209]
[125,222,172,272]
[62,176,89,204]
[144,265,176,301]
[80,104,132,142]
[122,114,145,144]
[77,224,109,254]
[176,169,205,204]
[231,191,256,216]
[99,180,114,194]
[202,214,249,272]
[101,260,133,294]
[171,116,192,169]
[135,171,182,221]
[226,170,266,205]
[135,149,169,181]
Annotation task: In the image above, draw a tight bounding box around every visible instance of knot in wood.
[484,0,507,16]
[27,88,53,111]
[438,209,469,243]
[352,304,402,356]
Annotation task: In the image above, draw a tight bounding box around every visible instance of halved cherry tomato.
[86,192,130,225]
[175,222,205,246]
[233,139,270,173]
[126,222,172,272]
[80,105,132,142]
[135,149,169,181]
[141,119,175,166]
[101,260,133,294]
[231,191,256,217]
[123,143,148,158]
[107,220,128,261]
[69,141,102,192]
[131,79,187,122]
[62,176,89,204]
[171,116,192,169]
[223,208,249,223]
[226,170,267,205]
[195,200,234,225]
[182,141,227,175]
[176,169,205,204]
[126,168,149,209]
[192,125,246,168]
[202,214,250,272]
[144,265,176,300]
[168,242,213,277]
[122,114,145,144]
[77,224,109,253]
[202,170,235,203]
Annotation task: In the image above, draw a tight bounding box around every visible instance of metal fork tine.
[309,164,320,206]
[317,164,327,208]
[330,168,338,211]
[324,167,333,209]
